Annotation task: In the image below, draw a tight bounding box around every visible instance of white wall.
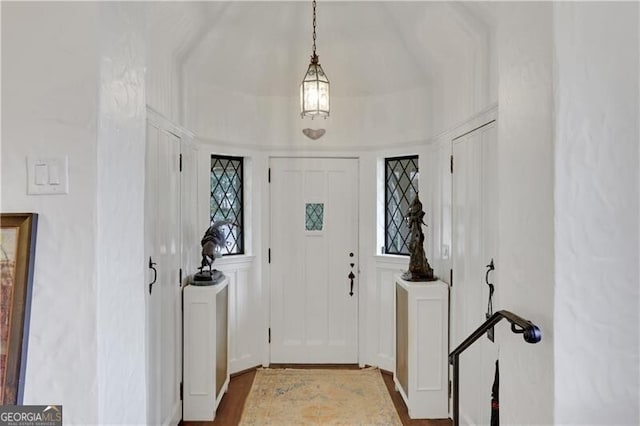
[185,71,494,153]
[496,3,555,424]
[553,3,640,424]
[146,47,181,125]
[96,3,148,424]
[196,144,267,372]
[186,86,434,150]
[146,16,183,125]
[365,142,430,371]
[429,60,482,139]
[2,3,161,424]
[1,3,99,423]
[425,138,452,282]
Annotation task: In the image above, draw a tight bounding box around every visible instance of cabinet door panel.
[216,286,228,396]
[396,285,409,395]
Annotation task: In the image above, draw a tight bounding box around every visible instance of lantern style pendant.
[300,0,329,119]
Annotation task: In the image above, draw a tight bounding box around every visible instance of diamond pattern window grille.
[385,156,419,255]
[210,155,244,255]
[306,203,324,231]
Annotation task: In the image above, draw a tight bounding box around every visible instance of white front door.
[270,157,359,363]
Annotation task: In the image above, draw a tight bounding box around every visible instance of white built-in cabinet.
[183,278,230,421]
[394,276,449,419]
[144,108,198,426]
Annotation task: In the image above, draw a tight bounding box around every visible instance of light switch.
[48,162,60,185]
[27,156,69,195]
[34,164,48,185]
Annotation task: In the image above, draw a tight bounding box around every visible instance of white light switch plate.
[27,156,69,195]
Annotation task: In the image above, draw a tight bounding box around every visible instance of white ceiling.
[147,1,495,98]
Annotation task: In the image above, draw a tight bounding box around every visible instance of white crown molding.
[431,102,498,142]
[146,105,195,139]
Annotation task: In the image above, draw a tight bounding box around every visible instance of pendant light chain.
[311,0,318,63]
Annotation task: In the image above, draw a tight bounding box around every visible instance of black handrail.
[448,310,542,426]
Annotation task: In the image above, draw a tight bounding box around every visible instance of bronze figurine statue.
[401,194,436,282]
[193,219,234,285]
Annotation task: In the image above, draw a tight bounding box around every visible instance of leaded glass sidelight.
[210,155,244,255]
[385,156,419,255]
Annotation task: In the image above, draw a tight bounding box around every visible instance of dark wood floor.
[182,365,452,426]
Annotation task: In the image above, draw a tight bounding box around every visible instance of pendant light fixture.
[300,0,329,119]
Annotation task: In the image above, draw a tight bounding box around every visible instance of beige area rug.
[239,367,402,425]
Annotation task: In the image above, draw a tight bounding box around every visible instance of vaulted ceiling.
[147,1,496,98]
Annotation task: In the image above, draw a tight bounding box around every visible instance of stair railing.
[448,310,542,426]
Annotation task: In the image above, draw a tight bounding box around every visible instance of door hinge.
[268,248,271,264]
[450,155,454,174]
[268,327,271,344]
[448,380,452,399]
[179,153,183,172]
[450,269,453,287]
[180,382,183,401]
[268,167,271,183]
[179,268,183,286]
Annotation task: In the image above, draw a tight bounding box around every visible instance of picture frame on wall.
[1,213,38,405]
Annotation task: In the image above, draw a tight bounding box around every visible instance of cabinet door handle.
[148,257,157,294]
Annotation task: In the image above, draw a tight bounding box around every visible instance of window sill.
[214,254,255,268]
[374,254,410,266]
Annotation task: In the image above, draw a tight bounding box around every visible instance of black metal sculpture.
[193,220,234,285]
[401,194,436,282]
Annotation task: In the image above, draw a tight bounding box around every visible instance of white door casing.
[451,121,499,425]
[269,157,359,363]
